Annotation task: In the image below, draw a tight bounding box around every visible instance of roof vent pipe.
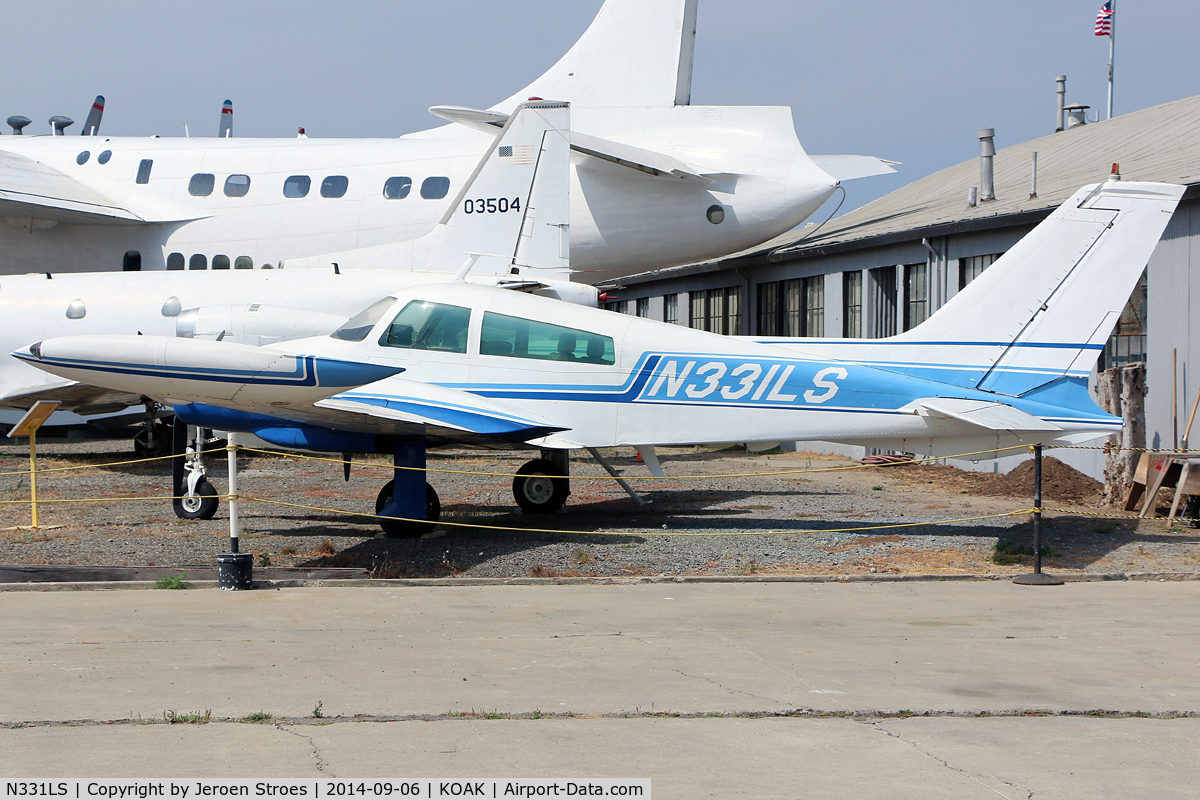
[1030,151,1038,199]
[967,187,978,208]
[1056,76,1067,132]
[977,128,996,203]
[1064,104,1090,129]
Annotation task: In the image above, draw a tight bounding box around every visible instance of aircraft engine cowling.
[176,304,349,346]
[532,281,599,307]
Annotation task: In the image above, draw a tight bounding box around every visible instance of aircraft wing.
[916,398,1062,432]
[0,379,143,416]
[314,380,570,443]
[0,150,203,226]
[810,155,899,182]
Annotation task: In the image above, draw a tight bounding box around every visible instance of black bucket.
[217,552,254,590]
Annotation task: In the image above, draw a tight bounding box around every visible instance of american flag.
[1095,1,1113,36]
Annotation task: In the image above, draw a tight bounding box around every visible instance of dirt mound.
[878,456,1102,505]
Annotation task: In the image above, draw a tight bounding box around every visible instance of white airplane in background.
[17,179,1183,530]
[0,0,893,284]
[0,101,581,446]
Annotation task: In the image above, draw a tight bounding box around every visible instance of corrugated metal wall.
[1147,198,1199,451]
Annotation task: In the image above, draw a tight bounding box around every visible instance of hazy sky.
[5,0,1197,216]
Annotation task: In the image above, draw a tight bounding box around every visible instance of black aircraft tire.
[375,480,440,538]
[173,480,219,520]
[513,459,569,514]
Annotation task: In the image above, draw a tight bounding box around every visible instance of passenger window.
[332,296,398,342]
[234,256,254,270]
[98,150,112,164]
[379,300,471,354]
[188,173,215,197]
[212,255,230,270]
[283,175,310,198]
[383,177,412,199]
[321,176,349,198]
[77,151,90,165]
[136,159,154,184]
[189,254,208,270]
[420,176,450,200]
[480,312,615,365]
[166,252,185,271]
[224,174,251,197]
[122,251,141,272]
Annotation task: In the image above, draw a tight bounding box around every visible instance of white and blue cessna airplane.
[15,179,1184,532]
[0,0,892,283]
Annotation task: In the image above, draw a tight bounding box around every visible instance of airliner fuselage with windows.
[0,0,891,282]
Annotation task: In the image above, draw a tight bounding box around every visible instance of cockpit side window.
[330,296,398,342]
[480,312,615,365]
[379,301,471,354]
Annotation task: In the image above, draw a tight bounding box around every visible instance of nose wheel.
[376,479,440,538]
[513,459,570,513]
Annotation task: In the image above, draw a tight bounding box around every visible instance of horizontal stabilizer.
[810,155,899,182]
[917,397,1061,432]
[0,379,141,416]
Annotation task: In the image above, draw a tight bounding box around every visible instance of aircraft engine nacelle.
[531,281,599,307]
[176,304,348,346]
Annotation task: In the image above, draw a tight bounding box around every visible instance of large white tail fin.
[282,101,571,277]
[765,180,1184,396]
[492,0,698,112]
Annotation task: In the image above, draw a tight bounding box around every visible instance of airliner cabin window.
[97,150,112,164]
[123,251,141,272]
[166,253,185,270]
[321,176,349,198]
[212,255,230,270]
[224,174,251,197]
[188,173,215,197]
[76,151,90,165]
[420,177,450,200]
[383,177,412,199]
[136,159,153,184]
[480,312,615,365]
[379,300,471,354]
[331,296,397,342]
[234,256,254,270]
[189,254,208,270]
[283,175,310,198]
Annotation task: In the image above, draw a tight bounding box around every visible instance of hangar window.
[97,150,112,164]
[757,279,820,337]
[76,151,90,165]
[843,272,863,338]
[189,254,208,270]
[234,256,254,270]
[959,253,1000,289]
[224,174,251,197]
[123,251,141,272]
[212,255,231,270]
[331,296,397,342]
[420,176,450,200]
[664,294,679,325]
[481,312,615,365]
[188,173,215,197]
[693,288,742,335]
[904,264,928,331]
[136,159,154,184]
[635,298,650,318]
[167,252,185,271]
[379,300,471,354]
[869,266,897,338]
[321,175,349,198]
[1100,270,1148,371]
[383,176,412,199]
[283,175,311,198]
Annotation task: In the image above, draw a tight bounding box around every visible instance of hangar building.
[599,94,1200,477]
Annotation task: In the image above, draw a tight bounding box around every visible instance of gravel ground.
[2,434,1198,579]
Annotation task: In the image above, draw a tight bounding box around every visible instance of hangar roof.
[609,93,1200,286]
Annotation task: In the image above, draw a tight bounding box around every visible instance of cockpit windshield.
[330,296,397,342]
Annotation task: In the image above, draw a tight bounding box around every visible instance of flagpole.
[1107,0,1116,119]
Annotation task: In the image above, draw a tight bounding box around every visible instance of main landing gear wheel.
[375,480,440,538]
[133,419,172,460]
[174,479,219,520]
[513,459,569,514]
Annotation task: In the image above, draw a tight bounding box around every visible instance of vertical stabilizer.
[219,100,233,138]
[492,0,698,112]
[81,96,104,136]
